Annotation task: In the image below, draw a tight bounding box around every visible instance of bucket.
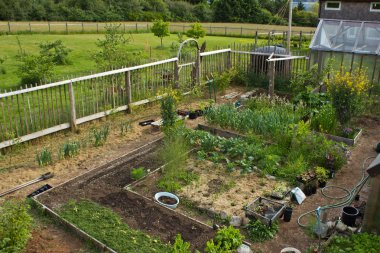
[341,206,358,227]
[283,207,293,222]
[154,192,179,209]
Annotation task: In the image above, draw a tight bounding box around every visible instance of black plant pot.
[328,169,335,179]
[189,112,198,120]
[311,185,317,194]
[318,181,326,188]
[283,207,293,222]
[195,109,203,117]
[303,185,313,196]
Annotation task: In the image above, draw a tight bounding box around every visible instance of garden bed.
[34,138,215,252]
[323,128,362,146]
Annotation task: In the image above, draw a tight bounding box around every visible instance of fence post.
[196,50,201,86]
[254,31,258,50]
[7,22,10,33]
[268,61,275,97]
[135,23,138,32]
[147,23,149,32]
[225,26,227,36]
[125,71,132,114]
[268,32,271,46]
[174,60,180,89]
[227,50,232,69]
[68,82,77,132]
[29,22,32,32]
[48,22,51,33]
[299,31,303,48]
[65,22,68,34]
[82,22,84,33]
[240,27,243,37]
[96,22,99,33]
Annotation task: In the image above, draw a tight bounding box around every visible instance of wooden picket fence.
[0,48,309,149]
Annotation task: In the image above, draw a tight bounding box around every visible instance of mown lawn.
[0,33,262,89]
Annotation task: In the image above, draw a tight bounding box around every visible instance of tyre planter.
[154,192,179,209]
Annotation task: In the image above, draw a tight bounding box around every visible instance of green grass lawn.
[0,33,262,90]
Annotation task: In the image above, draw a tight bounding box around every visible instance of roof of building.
[309,19,380,55]
[367,154,380,177]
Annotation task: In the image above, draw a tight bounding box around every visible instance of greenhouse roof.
[310,19,380,55]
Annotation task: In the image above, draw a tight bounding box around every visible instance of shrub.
[93,125,110,147]
[39,40,71,65]
[310,103,338,134]
[131,167,147,181]
[245,220,278,242]
[315,166,328,182]
[161,94,177,129]
[0,200,32,253]
[36,147,52,166]
[327,69,371,124]
[18,54,55,85]
[58,141,80,158]
[186,22,206,39]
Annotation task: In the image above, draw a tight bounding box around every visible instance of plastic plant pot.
[318,181,326,188]
[283,207,293,222]
[154,192,179,209]
[188,112,198,120]
[341,206,359,227]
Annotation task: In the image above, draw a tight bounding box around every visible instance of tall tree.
[151,19,170,47]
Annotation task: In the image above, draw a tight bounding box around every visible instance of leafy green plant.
[131,167,147,181]
[290,65,323,93]
[324,233,380,253]
[172,234,192,253]
[315,166,328,183]
[93,125,110,147]
[18,54,55,84]
[0,56,6,74]
[36,147,52,166]
[245,220,278,242]
[205,226,243,253]
[0,200,32,253]
[58,141,81,159]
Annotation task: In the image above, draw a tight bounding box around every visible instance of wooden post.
[7,22,10,33]
[135,23,138,32]
[254,31,258,50]
[68,82,77,131]
[225,26,227,36]
[196,49,201,86]
[29,22,32,32]
[174,60,180,89]
[227,51,232,69]
[48,22,51,33]
[81,22,84,33]
[125,71,132,114]
[96,22,99,33]
[268,32,271,46]
[299,31,303,48]
[268,61,275,97]
[240,27,243,37]
[65,22,68,34]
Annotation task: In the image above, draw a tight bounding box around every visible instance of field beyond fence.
[0,21,316,38]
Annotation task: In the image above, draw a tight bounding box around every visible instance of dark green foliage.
[0,56,6,74]
[310,103,338,134]
[324,233,380,253]
[161,95,177,128]
[151,19,170,47]
[0,0,315,26]
[131,167,147,180]
[0,200,32,253]
[39,40,72,65]
[36,147,53,166]
[18,54,55,85]
[59,200,172,253]
[245,220,279,242]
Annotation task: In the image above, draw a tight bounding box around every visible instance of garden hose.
[297,156,375,228]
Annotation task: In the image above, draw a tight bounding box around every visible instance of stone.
[229,215,242,227]
[336,220,348,232]
[220,211,228,220]
[237,244,253,253]
[266,175,276,180]
[241,216,250,226]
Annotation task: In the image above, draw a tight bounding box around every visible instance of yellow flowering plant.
[326,69,371,124]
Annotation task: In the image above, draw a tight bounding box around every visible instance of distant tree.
[151,19,170,47]
[186,22,206,39]
[297,1,305,11]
